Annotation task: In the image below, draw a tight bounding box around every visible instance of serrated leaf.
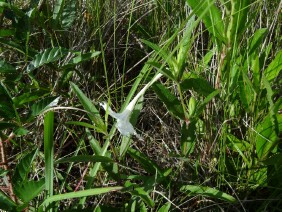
[27,47,68,72]
[31,96,60,116]
[55,155,113,164]
[180,185,236,203]
[0,60,16,73]
[152,82,185,119]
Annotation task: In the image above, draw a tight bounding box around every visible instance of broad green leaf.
[0,190,17,211]
[55,155,113,164]
[12,149,38,189]
[180,185,236,203]
[158,203,171,212]
[70,82,106,134]
[0,60,16,73]
[53,0,64,21]
[71,51,100,64]
[152,82,185,119]
[61,0,77,29]
[0,29,15,37]
[27,47,68,72]
[124,181,155,208]
[180,77,215,97]
[264,50,282,82]
[31,96,60,116]
[39,186,123,211]
[13,89,49,107]
[15,179,45,203]
[249,28,268,56]
[256,114,282,159]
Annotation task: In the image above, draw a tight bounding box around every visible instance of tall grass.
[0,0,281,211]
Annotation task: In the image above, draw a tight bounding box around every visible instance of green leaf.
[70,82,106,134]
[249,28,268,56]
[0,190,17,211]
[31,96,60,116]
[27,47,68,72]
[53,0,65,21]
[127,148,163,175]
[157,202,171,212]
[181,121,197,155]
[0,29,15,37]
[256,114,282,159]
[186,0,225,43]
[12,149,38,189]
[44,111,55,207]
[0,60,16,73]
[15,179,45,203]
[180,77,216,97]
[0,168,9,177]
[55,155,113,164]
[180,185,236,203]
[264,50,282,82]
[61,0,77,29]
[146,61,175,81]
[152,82,185,119]
[13,89,49,107]
[124,182,155,208]
[39,186,123,211]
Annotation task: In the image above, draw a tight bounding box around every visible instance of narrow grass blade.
[44,111,55,211]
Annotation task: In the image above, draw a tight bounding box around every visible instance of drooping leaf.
[38,186,123,211]
[152,82,185,120]
[0,60,16,73]
[31,96,60,116]
[180,185,236,203]
[27,47,68,72]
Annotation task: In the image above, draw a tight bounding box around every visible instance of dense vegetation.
[0,0,281,211]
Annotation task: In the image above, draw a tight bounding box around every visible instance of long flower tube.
[100,73,163,140]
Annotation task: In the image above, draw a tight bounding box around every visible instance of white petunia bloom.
[100,73,163,140]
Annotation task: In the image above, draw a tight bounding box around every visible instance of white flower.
[100,73,163,140]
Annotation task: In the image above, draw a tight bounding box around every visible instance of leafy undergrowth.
[0,0,282,211]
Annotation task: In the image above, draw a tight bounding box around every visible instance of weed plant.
[0,0,281,211]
